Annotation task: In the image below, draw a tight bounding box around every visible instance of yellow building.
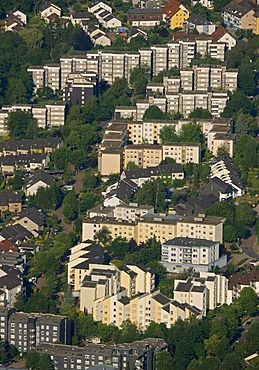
[253,11,259,35]
[162,0,189,30]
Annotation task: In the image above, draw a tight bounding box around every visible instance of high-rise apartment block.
[0,308,72,353]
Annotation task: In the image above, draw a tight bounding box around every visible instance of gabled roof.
[17,207,47,226]
[0,265,22,290]
[0,191,21,206]
[0,224,32,244]
[72,11,91,19]
[211,26,235,42]
[25,170,54,189]
[162,0,188,17]
[188,13,211,26]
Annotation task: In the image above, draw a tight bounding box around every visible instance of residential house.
[127,9,164,27]
[211,26,236,49]
[24,170,54,196]
[14,207,47,237]
[191,0,213,9]
[88,1,113,14]
[121,163,184,187]
[227,271,259,304]
[39,2,62,21]
[161,237,227,273]
[185,13,216,34]
[5,11,27,32]
[70,11,91,26]
[0,224,32,244]
[0,191,22,213]
[0,154,50,175]
[209,156,245,197]
[222,0,258,30]
[0,265,23,306]
[162,0,189,30]
[202,177,235,201]
[102,179,138,207]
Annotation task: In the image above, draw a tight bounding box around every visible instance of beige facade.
[114,203,154,221]
[94,289,201,329]
[162,142,200,164]
[83,214,224,244]
[176,215,224,243]
[98,149,123,178]
[174,272,228,315]
[124,145,162,169]
[209,133,236,157]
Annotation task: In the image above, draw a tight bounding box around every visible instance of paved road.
[241,235,259,259]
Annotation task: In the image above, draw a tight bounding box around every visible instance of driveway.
[241,235,259,259]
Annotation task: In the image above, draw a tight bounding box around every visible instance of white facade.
[161,237,227,273]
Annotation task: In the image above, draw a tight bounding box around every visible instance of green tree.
[224,225,237,242]
[143,105,165,120]
[6,77,28,104]
[238,64,256,95]
[235,112,257,135]
[126,161,138,170]
[106,237,129,260]
[235,202,255,227]
[37,86,55,99]
[236,287,258,316]
[189,108,212,119]
[179,123,202,143]
[156,352,174,370]
[25,349,40,370]
[94,226,112,247]
[5,111,38,139]
[204,334,230,360]
[221,90,253,117]
[37,353,53,370]
[62,190,78,222]
[20,28,44,49]
[134,179,166,212]
[207,201,235,225]
[130,65,150,96]
[159,125,179,144]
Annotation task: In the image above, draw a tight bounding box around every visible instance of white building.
[161,237,227,273]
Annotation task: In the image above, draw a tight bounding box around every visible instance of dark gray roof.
[72,241,105,270]
[17,207,47,226]
[188,13,211,25]
[25,170,54,189]
[118,296,130,305]
[0,224,32,244]
[163,237,217,248]
[152,293,170,305]
[222,0,256,17]
[0,265,22,290]
[124,163,183,180]
[72,11,91,19]
[128,8,162,14]
[0,191,21,206]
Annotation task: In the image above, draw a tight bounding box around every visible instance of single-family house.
[162,0,189,29]
[14,207,47,237]
[24,170,54,197]
[186,13,216,34]
[211,26,236,49]
[39,2,62,20]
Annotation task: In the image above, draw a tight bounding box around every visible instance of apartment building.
[0,103,66,135]
[64,72,98,105]
[94,289,201,329]
[0,308,72,353]
[176,215,224,243]
[222,0,257,30]
[27,66,45,92]
[174,271,228,315]
[67,240,105,291]
[83,214,224,244]
[161,237,227,273]
[37,338,168,370]
[114,202,154,221]
[209,132,237,157]
[124,144,163,168]
[162,142,201,164]
[44,64,61,91]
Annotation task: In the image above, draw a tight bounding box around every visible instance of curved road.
[241,235,259,259]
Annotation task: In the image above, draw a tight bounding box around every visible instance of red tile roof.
[211,26,228,41]
[162,0,182,17]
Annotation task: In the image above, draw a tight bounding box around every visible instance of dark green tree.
[143,105,165,120]
[189,108,212,119]
[5,111,38,139]
[159,125,179,144]
[179,123,202,143]
[156,352,174,370]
